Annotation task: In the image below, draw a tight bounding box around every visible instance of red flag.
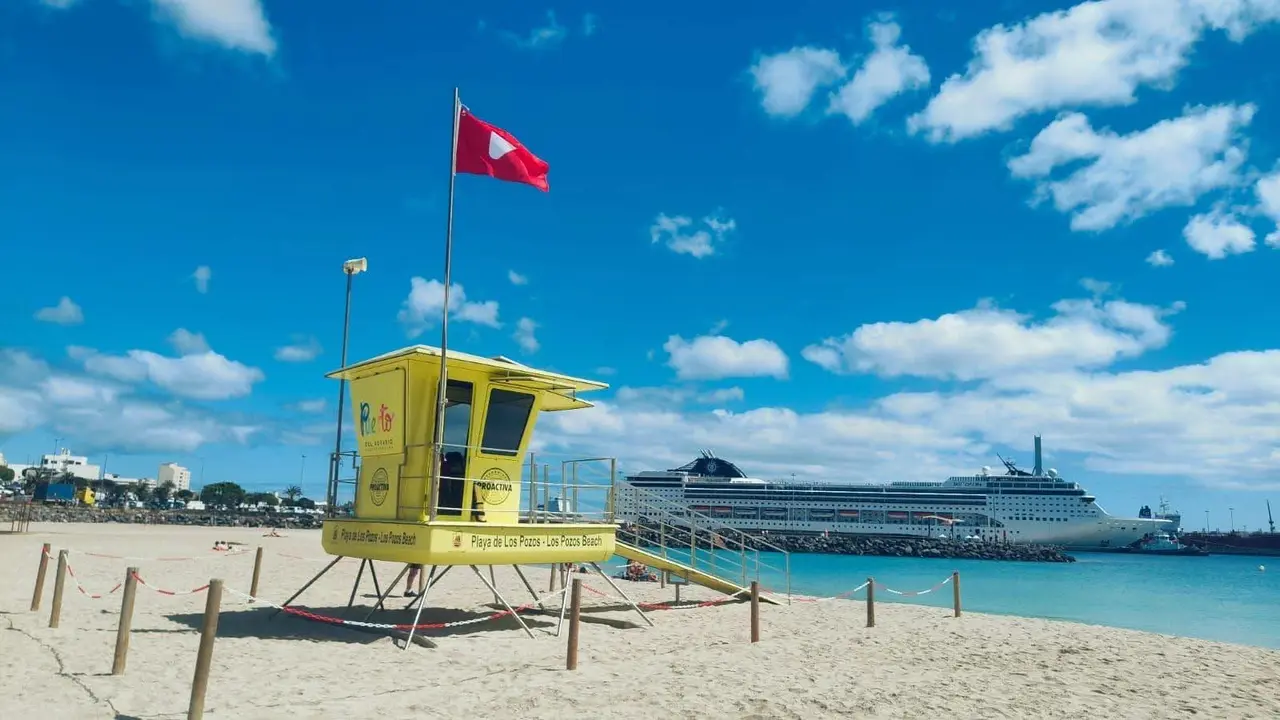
[454,108,550,191]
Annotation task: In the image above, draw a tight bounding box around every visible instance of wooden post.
[659,570,666,589]
[865,577,875,628]
[548,563,557,592]
[952,571,961,618]
[30,542,51,612]
[250,546,264,599]
[565,577,582,670]
[187,579,224,720]
[112,567,139,675]
[749,580,760,643]
[49,550,68,628]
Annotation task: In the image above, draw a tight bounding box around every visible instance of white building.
[157,463,191,491]
[41,449,100,481]
[103,473,155,489]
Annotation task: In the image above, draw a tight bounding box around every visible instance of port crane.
[1268,500,1275,534]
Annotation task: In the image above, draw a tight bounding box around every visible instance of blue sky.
[3,0,1280,530]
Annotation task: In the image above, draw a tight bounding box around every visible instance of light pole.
[1204,509,1209,532]
[52,437,61,454]
[300,454,307,485]
[198,457,206,488]
[1229,507,1235,532]
[330,257,367,513]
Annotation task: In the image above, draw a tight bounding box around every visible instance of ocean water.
[611,551,1280,649]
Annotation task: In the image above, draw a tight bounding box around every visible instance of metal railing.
[609,480,791,602]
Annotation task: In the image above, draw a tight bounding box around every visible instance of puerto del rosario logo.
[359,401,396,449]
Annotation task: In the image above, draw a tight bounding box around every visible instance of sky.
[3,0,1280,531]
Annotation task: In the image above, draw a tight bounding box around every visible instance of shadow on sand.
[159,599,646,646]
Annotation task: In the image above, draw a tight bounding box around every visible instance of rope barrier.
[875,576,952,597]
[131,572,211,597]
[65,561,123,599]
[581,582,750,610]
[765,576,951,603]
[72,547,251,562]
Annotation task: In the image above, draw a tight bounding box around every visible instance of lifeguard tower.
[279,344,649,643]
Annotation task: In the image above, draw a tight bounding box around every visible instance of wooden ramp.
[614,541,783,605]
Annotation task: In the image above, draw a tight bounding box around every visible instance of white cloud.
[75,337,264,400]
[291,398,327,414]
[274,336,322,363]
[169,328,211,355]
[192,265,211,293]
[1182,207,1256,258]
[613,385,746,407]
[1146,249,1175,266]
[1007,104,1255,231]
[699,386,745,404]
[398,277,501,337]
[650,211,736,258]
[508,269,529,286]
[0,349,258,453]
[582,13,598,37]
[664,335,789,381]
[538,305,1280,492]
[502,10,568,50]
[827,19,931,124]
[908,0,1280,142]
[149,0,276,56]
[1255,169,1280,247]
[802,292,1182,381]
[750,16,929,124]
[34,297,84,325]
[45,0,276,56]
[750,47,846,117]
[514,317,540,354]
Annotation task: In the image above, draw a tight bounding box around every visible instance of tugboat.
[1123,530,1207,556]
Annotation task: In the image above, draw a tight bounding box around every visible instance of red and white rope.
[874,575,952,597]
[64,562,123,599]
[580,582,750,610]
[130,571,210,597]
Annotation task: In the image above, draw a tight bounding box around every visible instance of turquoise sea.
[615,551,1280,649]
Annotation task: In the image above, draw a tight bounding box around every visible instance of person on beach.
[404,563,424,597]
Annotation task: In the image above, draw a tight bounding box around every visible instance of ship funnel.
[1033,435,1043,476]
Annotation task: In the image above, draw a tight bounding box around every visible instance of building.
[102,473,155,489]
[40,449,100,481]
[157,463,192,491]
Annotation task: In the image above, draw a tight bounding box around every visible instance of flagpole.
[429,86,462,522]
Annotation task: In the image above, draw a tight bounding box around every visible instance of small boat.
[1122,531,1208,556]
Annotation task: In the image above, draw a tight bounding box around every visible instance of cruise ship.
[615,436,1169,550]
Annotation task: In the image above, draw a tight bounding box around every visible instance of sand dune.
[2,523,1277,719]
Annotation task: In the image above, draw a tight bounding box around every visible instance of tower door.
[437,379,473,516]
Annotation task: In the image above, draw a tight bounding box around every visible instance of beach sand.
[2,523,1277,719]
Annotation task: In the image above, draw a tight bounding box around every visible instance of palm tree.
[283,485,303,506]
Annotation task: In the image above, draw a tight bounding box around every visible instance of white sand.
[2,523,1278,719]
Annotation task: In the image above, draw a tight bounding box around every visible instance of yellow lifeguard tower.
[321,344,618,562]
[279,344,649,642]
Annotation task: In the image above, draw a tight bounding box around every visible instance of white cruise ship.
[615,436,1168,550]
